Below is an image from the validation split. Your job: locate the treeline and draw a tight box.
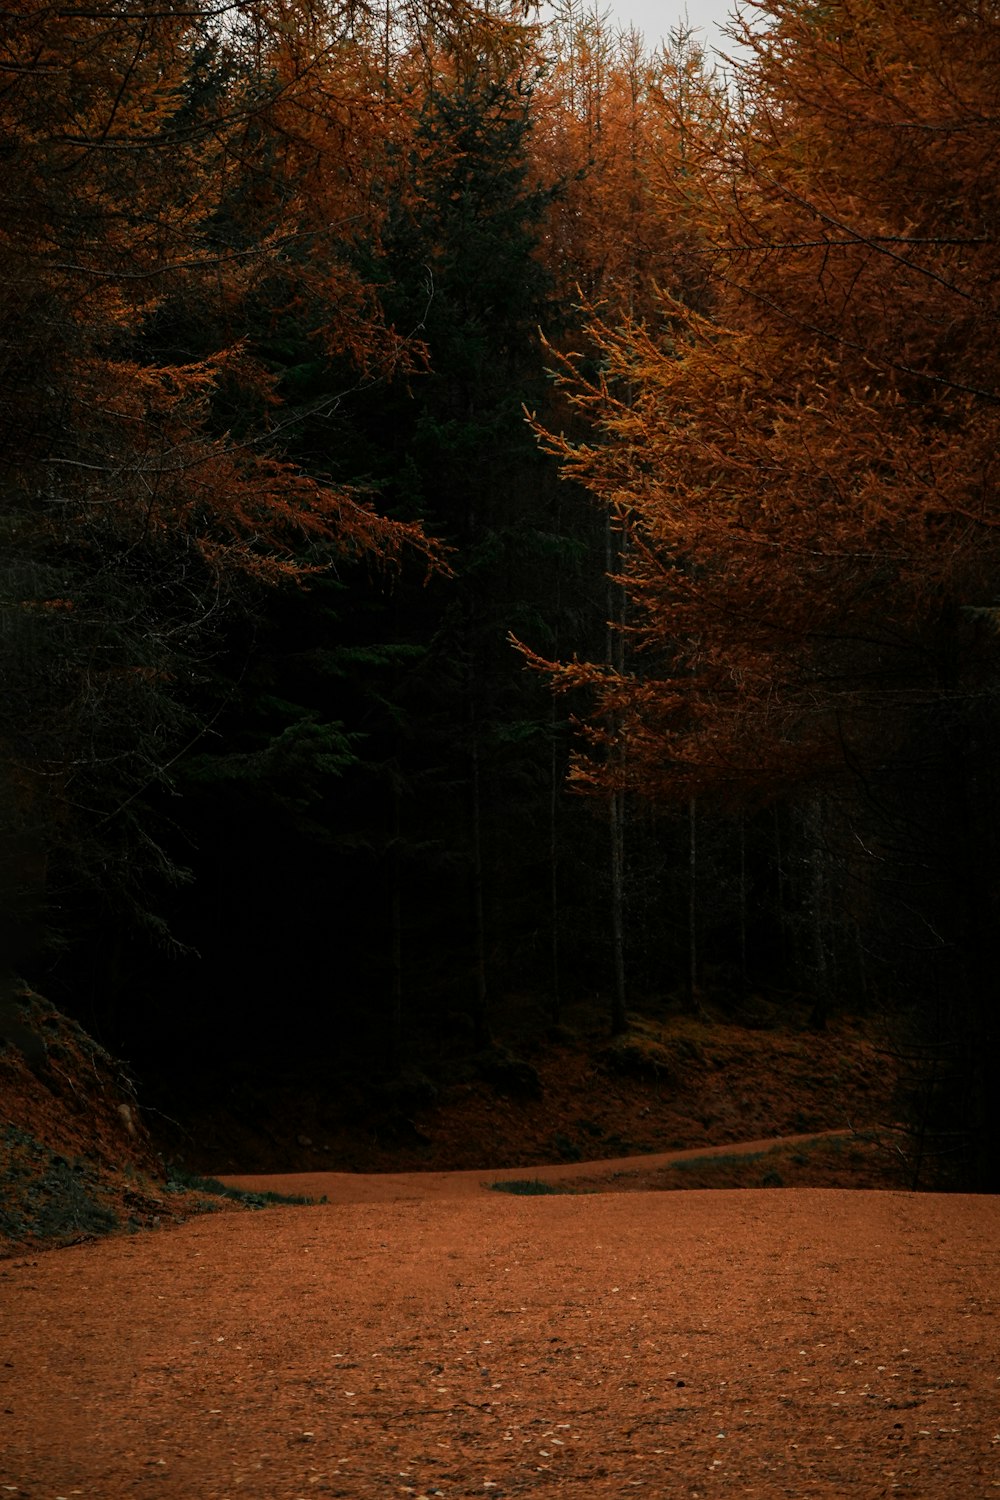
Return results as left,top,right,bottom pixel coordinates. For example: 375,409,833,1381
2,0,999,1188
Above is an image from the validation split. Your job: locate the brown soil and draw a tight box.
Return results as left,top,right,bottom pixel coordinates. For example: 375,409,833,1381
0,989,219,1258
3,1183,999,1498
218,1129,887,1204
3,990,999,1497
2,989,910,1260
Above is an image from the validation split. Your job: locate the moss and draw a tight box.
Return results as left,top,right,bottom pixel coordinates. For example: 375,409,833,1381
489,1178,568,1196
165,1167,317,1207
0,1127,118,1242
31,1160,119,1237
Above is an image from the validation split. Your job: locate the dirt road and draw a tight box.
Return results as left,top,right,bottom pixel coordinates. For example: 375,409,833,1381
2,1180,999,1498
218,1129,858,1203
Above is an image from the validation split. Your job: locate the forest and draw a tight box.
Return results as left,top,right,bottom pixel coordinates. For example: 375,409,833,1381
2,0,999,1191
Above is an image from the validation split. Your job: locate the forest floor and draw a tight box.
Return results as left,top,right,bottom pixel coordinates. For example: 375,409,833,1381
5,989,999,1498
3,1183,999,1498
1,986,914,1259
147,989,912,1191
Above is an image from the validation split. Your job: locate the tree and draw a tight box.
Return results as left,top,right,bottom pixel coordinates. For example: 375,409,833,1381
0,0,442,984
100,1,579,1064
345,24,568,1043
529,0,1000,1184
526,11,725,1025
531,6,716,322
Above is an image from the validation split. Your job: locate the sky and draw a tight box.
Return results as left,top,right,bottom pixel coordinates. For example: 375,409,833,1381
596,1,743,63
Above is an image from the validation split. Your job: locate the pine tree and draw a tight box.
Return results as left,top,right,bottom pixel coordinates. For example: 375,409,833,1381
530,0,1000,1186
0,0,439,998
338,29,582,1042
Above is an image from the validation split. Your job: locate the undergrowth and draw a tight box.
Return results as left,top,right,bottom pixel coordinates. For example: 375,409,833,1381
489,1178,570,1196
165,1167,322,1207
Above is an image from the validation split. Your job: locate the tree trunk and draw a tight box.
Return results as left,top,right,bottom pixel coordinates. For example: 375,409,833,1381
738,811,748,988
469,698,491,1048
549,708,562,1024
609,787,628,1035
388,763,403,1065
686,794,700,1013
606,514,628,1035
807,797,830,1030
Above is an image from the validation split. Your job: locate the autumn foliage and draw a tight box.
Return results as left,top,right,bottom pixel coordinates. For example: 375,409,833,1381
523,0,1000,1184
0,0,453,581
4,0,1000,1185
532,0,1000,803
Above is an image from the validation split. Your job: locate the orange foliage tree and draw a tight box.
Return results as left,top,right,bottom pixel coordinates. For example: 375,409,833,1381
528,0,1000,1183
532,0,1000,801
0,0,451,584
531,4,718,325
525,9,727,1023
1,0,515,947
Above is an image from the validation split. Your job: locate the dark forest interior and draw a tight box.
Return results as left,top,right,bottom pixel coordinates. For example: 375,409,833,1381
2,0,999,1192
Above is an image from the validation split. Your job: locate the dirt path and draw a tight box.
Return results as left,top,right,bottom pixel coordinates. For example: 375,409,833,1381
2,1178,999,1499
218,1129,858,1203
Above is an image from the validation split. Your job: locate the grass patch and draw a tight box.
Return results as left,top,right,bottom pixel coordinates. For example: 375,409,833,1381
671,1150,766,1172
165,1168,320,1207
488,1178,569,1196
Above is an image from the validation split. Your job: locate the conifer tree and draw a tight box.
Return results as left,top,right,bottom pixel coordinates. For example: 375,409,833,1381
530,0,1000,1185
354,30,568,1040
0,0,440,988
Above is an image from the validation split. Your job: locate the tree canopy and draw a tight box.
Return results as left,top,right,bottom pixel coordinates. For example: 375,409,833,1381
4,0,1000,1186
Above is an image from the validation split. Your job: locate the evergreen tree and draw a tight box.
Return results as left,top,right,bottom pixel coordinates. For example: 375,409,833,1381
338,38,593,1043
531,0,1000,1186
